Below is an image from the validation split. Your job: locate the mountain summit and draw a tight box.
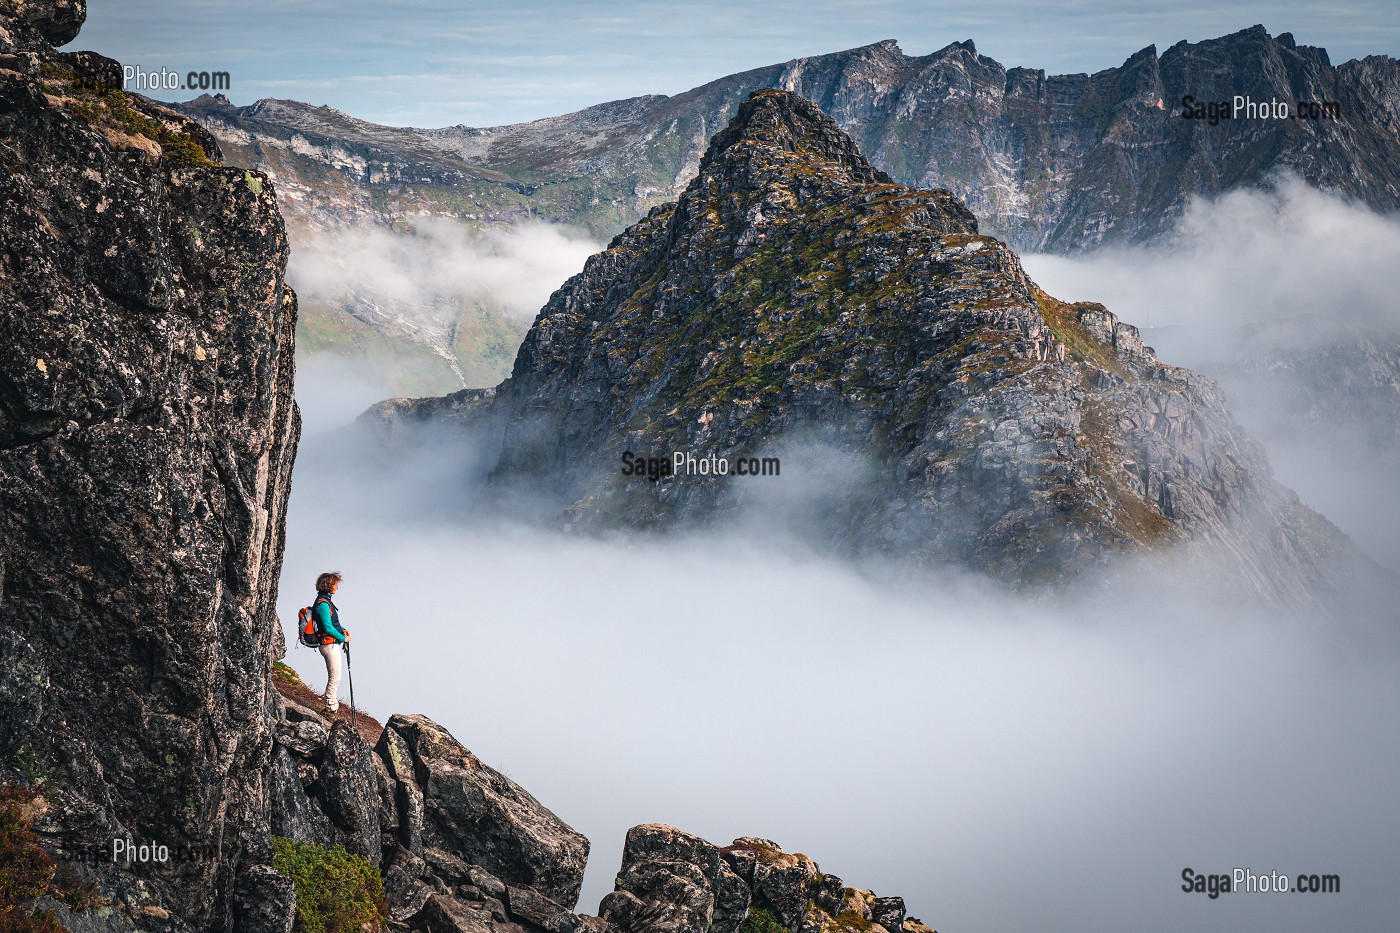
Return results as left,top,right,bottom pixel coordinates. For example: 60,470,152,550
697,88,893,186
372,90,1377,607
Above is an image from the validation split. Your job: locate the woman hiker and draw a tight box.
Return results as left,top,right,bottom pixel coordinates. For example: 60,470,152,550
312,571,351,719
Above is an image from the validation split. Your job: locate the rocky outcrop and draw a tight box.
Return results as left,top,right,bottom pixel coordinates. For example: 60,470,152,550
367,89,1387,611
601,829,933,933
264,697,595,932
0,0,301,928
600,825,750,933
261,675,936,933
376,714,590,908
0,0,86,46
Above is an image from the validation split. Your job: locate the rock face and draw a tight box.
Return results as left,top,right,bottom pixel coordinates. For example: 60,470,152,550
178,27,1400,253
372,89,1380,608
602,829,930,933
0,0,300,928
377,713,590,908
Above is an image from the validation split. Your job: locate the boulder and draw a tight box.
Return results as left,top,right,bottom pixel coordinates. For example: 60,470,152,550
0,0,85,45
601,825,750,933
738,843,816,929
810,873,845,918
508,884,580,933
274,718,327,759
268,745,336,847
376,714,589,908
377,723,426,855
317,720,382,865
870,897,905,931
233,864,296,933
383,846,436,923
413,894,496,933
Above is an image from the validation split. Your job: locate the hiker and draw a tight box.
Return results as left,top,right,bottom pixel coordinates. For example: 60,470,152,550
312,571,351,719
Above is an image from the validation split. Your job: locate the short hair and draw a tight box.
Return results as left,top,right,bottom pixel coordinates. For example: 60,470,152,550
315,571,343,593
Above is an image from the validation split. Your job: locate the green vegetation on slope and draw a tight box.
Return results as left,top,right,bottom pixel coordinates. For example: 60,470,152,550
272,837,387,933
297,300,527,397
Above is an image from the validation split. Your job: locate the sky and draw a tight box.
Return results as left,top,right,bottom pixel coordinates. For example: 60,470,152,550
81,0,1400,128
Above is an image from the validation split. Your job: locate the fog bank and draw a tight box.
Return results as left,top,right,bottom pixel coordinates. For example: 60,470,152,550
276,398,1399,933
1024,178,1400,569
289,217,600,324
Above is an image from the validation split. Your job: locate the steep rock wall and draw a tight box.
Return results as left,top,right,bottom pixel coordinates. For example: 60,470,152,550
0,2,300,927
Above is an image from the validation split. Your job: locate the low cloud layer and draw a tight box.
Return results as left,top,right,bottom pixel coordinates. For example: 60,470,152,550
288,217,600,325
1024,177,1400,347
277,409,1398,933
1023,178,1400,568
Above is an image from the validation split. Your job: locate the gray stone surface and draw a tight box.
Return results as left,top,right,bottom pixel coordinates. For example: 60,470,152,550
232,864,296,933
0,0,298,926
317,720,383,865
376,713,590,909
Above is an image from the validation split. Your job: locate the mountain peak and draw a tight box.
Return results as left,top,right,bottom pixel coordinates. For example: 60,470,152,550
698,89,892,187
675,89,967,264
359,85,1385,610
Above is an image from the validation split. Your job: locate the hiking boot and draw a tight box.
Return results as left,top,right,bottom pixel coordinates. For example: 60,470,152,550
319,706,337,720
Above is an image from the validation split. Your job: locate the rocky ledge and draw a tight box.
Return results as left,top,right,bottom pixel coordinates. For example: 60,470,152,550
268,673,936,933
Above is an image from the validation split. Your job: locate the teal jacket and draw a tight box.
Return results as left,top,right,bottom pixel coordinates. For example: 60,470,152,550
313,594,348,643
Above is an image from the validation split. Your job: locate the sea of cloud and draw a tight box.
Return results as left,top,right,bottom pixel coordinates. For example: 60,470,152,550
276,440,1399,933
278,182,1400,933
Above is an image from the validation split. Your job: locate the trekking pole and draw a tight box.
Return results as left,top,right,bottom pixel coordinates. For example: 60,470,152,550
344,641,357,729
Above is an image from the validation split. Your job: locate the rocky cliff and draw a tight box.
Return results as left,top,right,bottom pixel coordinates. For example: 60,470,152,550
367,89,1386,612
0,0,301,926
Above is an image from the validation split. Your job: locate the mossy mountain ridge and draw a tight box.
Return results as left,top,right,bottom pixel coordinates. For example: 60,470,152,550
373,89,1387,610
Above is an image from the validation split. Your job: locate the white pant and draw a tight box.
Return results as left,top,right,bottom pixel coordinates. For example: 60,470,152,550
319,643,343,712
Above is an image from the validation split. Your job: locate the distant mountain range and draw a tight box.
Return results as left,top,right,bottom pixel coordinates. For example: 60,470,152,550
172,26,1400,396
178,25,1400,251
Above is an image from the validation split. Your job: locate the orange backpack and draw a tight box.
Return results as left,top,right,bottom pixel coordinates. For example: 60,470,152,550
296,597,327,647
